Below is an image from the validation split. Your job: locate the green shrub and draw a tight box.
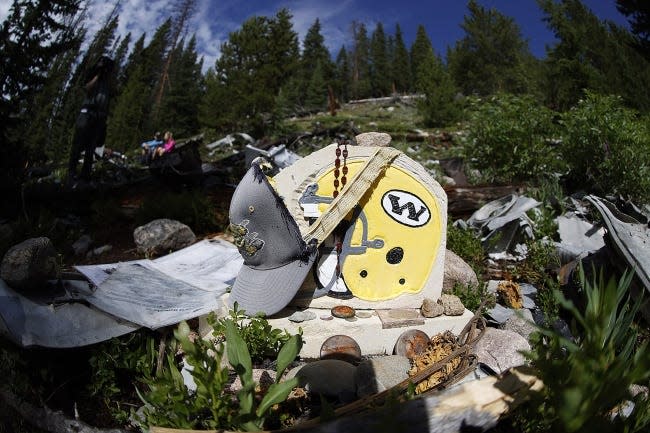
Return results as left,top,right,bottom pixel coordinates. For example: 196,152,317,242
560,92,650,202
522,266,650,432
208,303,297,363
137,319,302,431
446,221,486,278
464,94,564,183
451,281,495,313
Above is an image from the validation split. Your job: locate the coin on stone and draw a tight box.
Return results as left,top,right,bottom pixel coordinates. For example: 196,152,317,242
320,335,362,364
331,305,355,319
394,329,430,360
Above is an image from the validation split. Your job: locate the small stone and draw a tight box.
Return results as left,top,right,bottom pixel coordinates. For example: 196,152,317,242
320,315,333,321
355,310,373,319
331,305,355,319
439,294,465,316
288,310,317,323
421,298,444,318
355,355,411,397
320,335,362,364
394,329,430,359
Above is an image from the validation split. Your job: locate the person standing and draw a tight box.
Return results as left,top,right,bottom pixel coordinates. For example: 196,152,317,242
67,55,115,184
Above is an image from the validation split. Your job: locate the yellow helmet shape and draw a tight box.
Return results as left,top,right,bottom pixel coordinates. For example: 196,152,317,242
273,143,447,305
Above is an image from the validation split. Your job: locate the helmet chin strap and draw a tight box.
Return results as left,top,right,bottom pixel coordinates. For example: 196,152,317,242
316,205,384,298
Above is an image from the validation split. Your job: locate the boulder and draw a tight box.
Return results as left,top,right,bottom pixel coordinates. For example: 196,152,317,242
355,355,411,397
439,294,465,316
286,359,357,402
355,132,392,147
1,237,59,291
502,309,537,341
443,249,479,293
133,219,196,256
473,328,530,374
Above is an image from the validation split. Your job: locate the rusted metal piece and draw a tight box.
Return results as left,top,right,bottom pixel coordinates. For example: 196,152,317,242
393,329,430,359
331,305,355,319
320,335,362,364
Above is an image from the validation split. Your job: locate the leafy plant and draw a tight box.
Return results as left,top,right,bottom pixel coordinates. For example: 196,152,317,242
446,221,486,278
451,281,495,313
560,91,650,202
463,93,564,183
87,331,158,423
137,318,302,431
225,320,302,431
514,240,561,322
208,303,298,363
522,266,650,432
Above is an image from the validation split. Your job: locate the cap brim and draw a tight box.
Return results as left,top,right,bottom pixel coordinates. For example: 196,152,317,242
229,252,316,316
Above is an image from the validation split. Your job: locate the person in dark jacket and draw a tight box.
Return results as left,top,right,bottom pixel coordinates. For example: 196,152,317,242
67,55,115,183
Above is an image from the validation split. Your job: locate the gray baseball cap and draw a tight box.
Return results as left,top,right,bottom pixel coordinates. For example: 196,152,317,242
228,163,317,316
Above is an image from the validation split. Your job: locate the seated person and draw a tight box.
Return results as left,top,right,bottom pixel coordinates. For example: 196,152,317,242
154,131,175,159
141,132,163,164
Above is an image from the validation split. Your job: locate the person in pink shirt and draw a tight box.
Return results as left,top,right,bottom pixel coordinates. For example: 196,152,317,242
154,131,175,158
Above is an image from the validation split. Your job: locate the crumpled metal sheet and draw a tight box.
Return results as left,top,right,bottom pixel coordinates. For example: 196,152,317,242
0,238,244,347
0,279,139,348
586,195,650,291
554,214,606,262
467,194,540,260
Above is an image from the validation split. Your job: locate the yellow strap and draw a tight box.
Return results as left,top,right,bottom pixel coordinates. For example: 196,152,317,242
302,147,401,245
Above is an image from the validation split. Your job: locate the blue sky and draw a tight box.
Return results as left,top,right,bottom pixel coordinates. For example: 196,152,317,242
0,0,630,71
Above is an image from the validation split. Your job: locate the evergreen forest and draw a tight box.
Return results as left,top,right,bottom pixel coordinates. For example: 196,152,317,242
1,0,649,209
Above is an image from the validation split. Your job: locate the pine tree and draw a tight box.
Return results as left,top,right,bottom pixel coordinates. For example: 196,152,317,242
369,22,390,97
299,19,333,108
305,60,327,110
157,36,203,137
350,21,371,99
107,19,172,151
540,0,650,111
617,0,650,57
0,0,83,200
204,11,299,136
392,24,411,93
416,48,459,127
334,46,351,103
447,0,534,96
410,24,434,90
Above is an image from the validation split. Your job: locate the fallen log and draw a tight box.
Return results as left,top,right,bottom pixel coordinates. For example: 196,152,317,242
445,185,527,218
150,366,543,433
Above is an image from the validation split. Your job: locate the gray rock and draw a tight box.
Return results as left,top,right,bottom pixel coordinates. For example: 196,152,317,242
133,219,196,256
440,294,465,316
87,244,112,258
421,297,444,318
230,369,275,393
288,310,316,322
71,234,92,256
474,328,530,374
1,237,59,291
286,360,357,402
355,132,392,147
502,309,537,341
485,303,515,325
355,355,411,397
443,250,479,293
